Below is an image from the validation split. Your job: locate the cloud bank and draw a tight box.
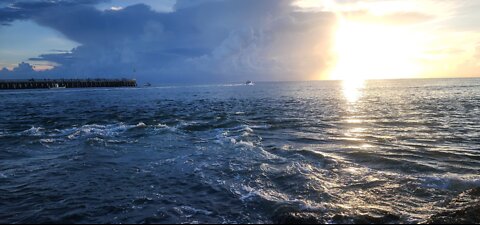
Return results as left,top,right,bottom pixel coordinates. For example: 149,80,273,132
0,0,338,82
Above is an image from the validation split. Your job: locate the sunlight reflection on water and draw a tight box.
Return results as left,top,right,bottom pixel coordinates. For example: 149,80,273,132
343,79,365,103
342,79,367,149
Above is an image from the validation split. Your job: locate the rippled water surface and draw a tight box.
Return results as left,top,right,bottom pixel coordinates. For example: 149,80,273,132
1,79,479,223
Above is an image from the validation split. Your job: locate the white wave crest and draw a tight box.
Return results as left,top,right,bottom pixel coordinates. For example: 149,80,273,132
20,126,45,137
420,174,480,191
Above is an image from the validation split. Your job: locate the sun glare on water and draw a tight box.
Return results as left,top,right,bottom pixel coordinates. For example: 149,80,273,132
343,78,365,103
329,18,425,102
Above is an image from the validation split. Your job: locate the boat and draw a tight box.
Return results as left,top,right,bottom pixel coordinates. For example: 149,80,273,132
246,80,254,86
49,83,66,89
144,82,152,87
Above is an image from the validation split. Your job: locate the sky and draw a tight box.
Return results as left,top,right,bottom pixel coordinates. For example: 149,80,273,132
0,0,479,82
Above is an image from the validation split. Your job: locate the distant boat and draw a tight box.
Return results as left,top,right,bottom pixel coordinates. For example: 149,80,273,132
246,80,254,86
49,83,66,89
144,83,152,87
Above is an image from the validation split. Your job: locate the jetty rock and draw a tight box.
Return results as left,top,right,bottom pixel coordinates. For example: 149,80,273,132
427,187,480,224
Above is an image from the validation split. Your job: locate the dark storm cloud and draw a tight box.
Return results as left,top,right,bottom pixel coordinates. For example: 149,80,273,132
0,0,106,25
1,0,338,82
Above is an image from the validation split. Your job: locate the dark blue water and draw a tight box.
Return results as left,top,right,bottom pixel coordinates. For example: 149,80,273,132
0,79,479,223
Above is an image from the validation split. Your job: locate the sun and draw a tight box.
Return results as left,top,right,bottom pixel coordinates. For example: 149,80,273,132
329,18,424,81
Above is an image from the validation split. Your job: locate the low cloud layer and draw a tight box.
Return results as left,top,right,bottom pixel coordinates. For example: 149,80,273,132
0,0,338,82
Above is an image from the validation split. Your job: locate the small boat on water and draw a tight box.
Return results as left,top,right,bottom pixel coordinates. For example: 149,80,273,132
49,83,66,89
246,80,254,86
144,83,152,87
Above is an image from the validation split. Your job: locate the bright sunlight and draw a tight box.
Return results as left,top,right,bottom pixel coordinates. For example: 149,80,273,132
330,18,425,81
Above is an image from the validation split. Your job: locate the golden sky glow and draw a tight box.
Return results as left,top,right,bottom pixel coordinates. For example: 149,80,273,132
1,0,479,81
330,18,424,80
296,0,480,81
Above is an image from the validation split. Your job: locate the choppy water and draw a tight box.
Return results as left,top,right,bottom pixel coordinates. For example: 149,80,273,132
0,79,479,223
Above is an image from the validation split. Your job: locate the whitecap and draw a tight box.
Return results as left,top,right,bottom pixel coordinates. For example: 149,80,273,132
244,126,254,133
237,185,258,202
174,206,213,216
155,123,169,128
106,139,129,144
154,123,178,133
236,140,255,148
420,174,480,191
250,124,272,129
214,129,237,145
135,122,147,128
40,139,55,144
235,184,324,212
87,137,106,143
231,125,254,133
241,131,250,137
64,123,135,139
67,130,82,140
20,126,44,137
214,126,263,149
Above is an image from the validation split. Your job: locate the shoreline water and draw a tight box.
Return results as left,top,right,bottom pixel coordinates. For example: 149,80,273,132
0,79,478,223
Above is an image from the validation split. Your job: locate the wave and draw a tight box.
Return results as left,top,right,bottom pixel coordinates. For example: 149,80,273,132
8,122,149,143
427,187,480,224
155,123,169,129
214,125,260,149
20,126,45,137
7,121,270,147
173,206,214,217
39,139,56,144
420,174,480,191
249,124,272,130
61,123,141,140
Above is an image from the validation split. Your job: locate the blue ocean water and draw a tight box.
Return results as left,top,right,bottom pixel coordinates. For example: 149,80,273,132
0,79,479,223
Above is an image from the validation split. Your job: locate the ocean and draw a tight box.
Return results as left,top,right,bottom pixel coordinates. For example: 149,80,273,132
0,78,479,223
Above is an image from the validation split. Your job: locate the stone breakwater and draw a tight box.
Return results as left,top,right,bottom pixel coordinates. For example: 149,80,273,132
0,79,137,89
426,188,480,224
